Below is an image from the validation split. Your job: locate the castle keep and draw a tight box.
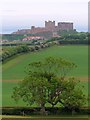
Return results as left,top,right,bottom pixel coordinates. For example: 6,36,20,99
13,21,74,35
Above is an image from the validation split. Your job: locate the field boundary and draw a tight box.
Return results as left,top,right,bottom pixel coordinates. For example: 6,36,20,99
1,115,89,118
1,77,88,83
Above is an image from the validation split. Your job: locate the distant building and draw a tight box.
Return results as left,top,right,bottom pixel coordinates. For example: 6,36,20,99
22,36,44,41
58,22,73,31
52,32,61,38
45,21,55,31
12,20,74,38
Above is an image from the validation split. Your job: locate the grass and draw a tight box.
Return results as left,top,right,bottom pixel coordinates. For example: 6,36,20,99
2,45,88,80
2,81,88,107
2,45,88,107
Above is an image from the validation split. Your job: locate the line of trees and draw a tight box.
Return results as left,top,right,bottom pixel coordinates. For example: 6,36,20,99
58,39,88,45
2,34,26,41
1,45,30,62
47,31,89,45
2,31,89,44
1,42,55,62
1,32,89,62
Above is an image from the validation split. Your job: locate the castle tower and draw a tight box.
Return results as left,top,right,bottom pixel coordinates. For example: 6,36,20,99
31,26,35,30
58,22,73,31
45,21,55,30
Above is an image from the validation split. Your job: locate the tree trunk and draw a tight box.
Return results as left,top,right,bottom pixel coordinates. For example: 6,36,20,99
72,109,76,116
40,103,46,115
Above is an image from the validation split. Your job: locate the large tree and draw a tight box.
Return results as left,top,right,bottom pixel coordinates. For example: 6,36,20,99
12,57,86,114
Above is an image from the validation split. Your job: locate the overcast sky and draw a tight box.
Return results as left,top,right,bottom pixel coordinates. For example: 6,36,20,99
0,0,89,34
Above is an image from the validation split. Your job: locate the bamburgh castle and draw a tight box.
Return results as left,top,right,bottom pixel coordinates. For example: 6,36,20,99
13,21,74,35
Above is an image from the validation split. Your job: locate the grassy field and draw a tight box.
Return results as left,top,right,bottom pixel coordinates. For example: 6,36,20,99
2,45,88,107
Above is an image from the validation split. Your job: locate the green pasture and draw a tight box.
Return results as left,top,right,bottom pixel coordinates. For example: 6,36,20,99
2,45,88,107
2,81,88,107
2,45,88,80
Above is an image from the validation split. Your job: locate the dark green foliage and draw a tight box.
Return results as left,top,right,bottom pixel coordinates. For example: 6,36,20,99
2,34,25,41
2,107,90,115
1,42,56,62
59,32,88,45
12,57,86,114
2,45,30,62
46,31,88,45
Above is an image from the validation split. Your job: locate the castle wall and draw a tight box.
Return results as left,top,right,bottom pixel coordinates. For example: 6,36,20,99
58,22,73,31
30,27,50,34
12,21,74,35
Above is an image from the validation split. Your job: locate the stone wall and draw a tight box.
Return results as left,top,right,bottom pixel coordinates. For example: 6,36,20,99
12,21,74,36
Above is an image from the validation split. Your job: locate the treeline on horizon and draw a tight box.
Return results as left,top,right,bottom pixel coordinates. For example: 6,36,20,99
1,30,89,44
48,31,89,45
1,31,89,62
1,43,52,62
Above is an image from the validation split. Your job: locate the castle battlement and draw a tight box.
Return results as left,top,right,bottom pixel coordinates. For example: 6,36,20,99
12,20,74,35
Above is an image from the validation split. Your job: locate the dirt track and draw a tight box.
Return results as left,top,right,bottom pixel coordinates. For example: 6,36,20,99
0,77,88,83
0,80,22,83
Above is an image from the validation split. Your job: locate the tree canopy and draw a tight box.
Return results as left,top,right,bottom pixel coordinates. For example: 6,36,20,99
12,57,86,114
